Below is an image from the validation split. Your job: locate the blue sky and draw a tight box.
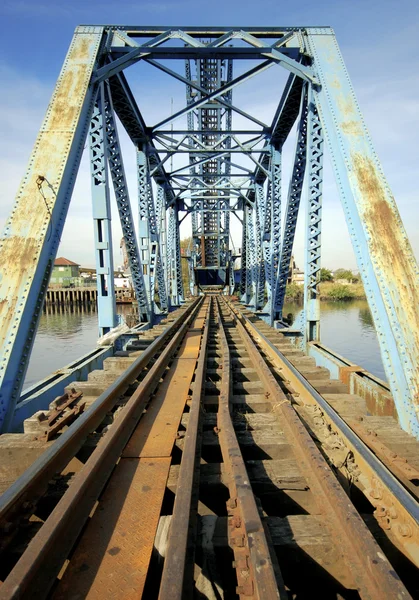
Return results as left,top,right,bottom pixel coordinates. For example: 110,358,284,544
0,0,418,270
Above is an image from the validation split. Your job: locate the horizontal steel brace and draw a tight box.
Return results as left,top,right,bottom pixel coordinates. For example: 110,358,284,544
110,46,300,59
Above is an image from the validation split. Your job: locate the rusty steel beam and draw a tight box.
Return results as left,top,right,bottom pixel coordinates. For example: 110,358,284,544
0,299,200,554
224,297,415,596
232,302,419,570
215,298,284,599
305,29,419,438
0,297,204,599
0,26,105,432
158,298,211,599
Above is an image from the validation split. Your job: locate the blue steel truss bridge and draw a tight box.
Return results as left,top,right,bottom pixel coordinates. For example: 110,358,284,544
0,26,418,599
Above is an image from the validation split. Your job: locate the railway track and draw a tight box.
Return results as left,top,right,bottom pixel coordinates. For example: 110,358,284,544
0,295,418,598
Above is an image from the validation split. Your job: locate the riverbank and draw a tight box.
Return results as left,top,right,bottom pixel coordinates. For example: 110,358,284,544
285,282,366,301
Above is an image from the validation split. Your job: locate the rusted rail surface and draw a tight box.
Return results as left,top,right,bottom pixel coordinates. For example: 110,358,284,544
225,297,419,571
0,298,201,551
158,298,211,599
219,296,410,599
215,298,284,599
0,298,204,598
0,294,418,598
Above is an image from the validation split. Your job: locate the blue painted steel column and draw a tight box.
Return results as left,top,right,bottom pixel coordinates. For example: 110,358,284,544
167,204,184,306
0,27,104,431
306,29,419,436
240,205,249,303
275,86,308,320
137,149,156,319
264,147,281,323
303,85,323,343
255,183,265,310
89,86,117,336
247,204,258,308
102,83,149,322
156,184,169,311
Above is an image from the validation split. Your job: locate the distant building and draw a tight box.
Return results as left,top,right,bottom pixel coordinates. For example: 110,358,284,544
288,256,304,284
50,257,80,285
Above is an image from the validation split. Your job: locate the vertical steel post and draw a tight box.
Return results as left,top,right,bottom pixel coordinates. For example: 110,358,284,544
156,184,169,311
174,203,185,303
167,204,184,306
303,85,323,343
167,206,177,305
89,85,117,337
102,83,149,322
137,149,153,317
255,183,265,310
247,204,259,309
265,147,281,323
154,184,168,312
275,87,308,320
240,205,249,303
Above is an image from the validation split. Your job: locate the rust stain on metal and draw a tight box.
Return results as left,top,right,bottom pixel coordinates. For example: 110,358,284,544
0,31,102,356
339,365,365,385
353,152,419,385
123,357,196,458
53,457,171,600
340,120,364,136
352,374,397,419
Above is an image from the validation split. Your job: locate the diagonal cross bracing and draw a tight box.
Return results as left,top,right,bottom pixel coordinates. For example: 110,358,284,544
0,25,418,441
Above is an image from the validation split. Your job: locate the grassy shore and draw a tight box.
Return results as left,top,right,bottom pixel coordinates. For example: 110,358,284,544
285,282,366,301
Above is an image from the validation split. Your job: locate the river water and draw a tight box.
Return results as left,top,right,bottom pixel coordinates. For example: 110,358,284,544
283,299,386,381
23,299,386,391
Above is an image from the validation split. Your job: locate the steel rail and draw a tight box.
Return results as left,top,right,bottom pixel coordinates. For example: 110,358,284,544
220,296,411,600
158,297,211,599
0,299,200,544
0,297,204,600
226,298,419,568
215,298,284,599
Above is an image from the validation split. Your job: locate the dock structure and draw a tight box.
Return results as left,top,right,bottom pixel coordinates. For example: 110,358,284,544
44,287,98,307
44,287,133,307
0,25,418,598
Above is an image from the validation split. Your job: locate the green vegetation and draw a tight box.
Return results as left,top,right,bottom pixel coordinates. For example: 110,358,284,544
320,268,333,282
333,268,359,282
319,282,365,300
285,283,304,301
284,281,366,302
323,284,356,300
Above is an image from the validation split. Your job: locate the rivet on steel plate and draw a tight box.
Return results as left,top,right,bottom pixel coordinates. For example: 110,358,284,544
398,524,412,537
388,506,397,519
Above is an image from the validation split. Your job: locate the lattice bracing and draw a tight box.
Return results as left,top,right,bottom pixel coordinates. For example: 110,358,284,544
0,26,418,438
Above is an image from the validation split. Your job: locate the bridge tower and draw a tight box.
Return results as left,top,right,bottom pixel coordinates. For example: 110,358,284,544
0,26,418,440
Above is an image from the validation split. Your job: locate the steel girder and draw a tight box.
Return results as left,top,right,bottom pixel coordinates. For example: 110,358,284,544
89,87,118,336
137,149,167,317
0,27,104,431
303,86,324,343
185,56,232,285
102,83,149,322
275,87,308,318
305,29,419,436
0,25,418,440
